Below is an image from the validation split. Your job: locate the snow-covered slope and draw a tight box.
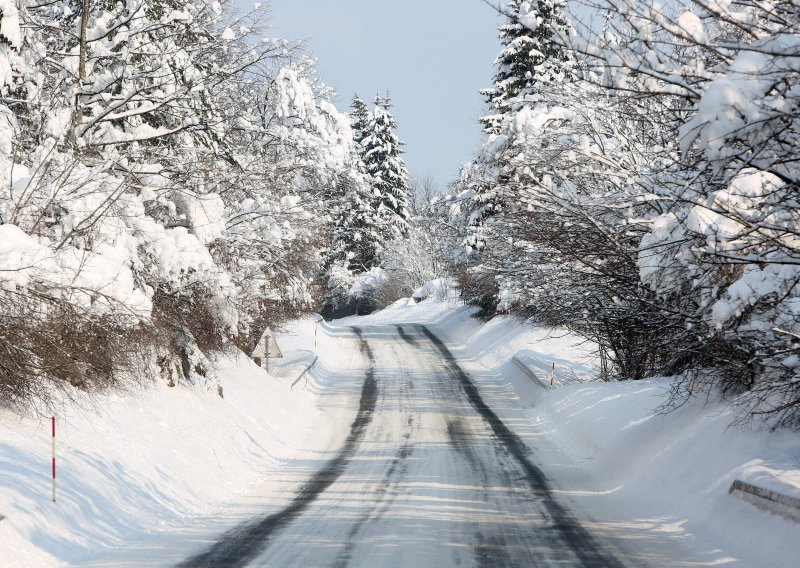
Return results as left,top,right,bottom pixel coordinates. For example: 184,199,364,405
529,379,800,566
0,319,327,567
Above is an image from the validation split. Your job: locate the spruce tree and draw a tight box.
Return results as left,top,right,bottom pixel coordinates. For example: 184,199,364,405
463,0,575,298
480,0,574,133
470,0,575,237
361,94,411,240
326,94,385,273
350,94,370,146
327,172,382,275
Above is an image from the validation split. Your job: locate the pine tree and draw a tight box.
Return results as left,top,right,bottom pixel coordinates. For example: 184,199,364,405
361,94,411,240
480,0,574,133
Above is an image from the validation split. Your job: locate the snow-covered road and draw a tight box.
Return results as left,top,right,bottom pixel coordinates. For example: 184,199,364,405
178,324,628,568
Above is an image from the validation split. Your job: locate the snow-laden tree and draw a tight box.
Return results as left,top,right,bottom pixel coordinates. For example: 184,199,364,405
465,18,676,374
350,94,370,147
0,1,361,407
484,85,679,380
210,60,367,351
361,94,411,240
562,0,800,425
480,0,575,134
464,0,575,255
460,1,694,381
317,93,385,275
460,0,800,426
3,0,271,331
325,171,382,273
382,177,457,299
319,93,416,317
319,167,386,318
327,92,412,277
459,0,573,308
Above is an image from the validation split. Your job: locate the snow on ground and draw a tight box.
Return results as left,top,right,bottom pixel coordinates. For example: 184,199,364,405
0,318,330,567
339,280,800,566
529,379,800,566
1,280,797,566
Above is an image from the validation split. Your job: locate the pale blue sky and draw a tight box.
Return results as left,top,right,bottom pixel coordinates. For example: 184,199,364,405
232,1,503,190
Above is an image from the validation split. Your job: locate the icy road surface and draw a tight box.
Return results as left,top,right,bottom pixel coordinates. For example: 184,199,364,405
178,324,629,568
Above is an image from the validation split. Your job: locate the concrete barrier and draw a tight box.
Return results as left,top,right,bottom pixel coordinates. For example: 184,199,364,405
729,479,800,523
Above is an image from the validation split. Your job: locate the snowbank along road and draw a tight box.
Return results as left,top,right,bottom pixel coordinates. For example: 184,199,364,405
178,324,629,567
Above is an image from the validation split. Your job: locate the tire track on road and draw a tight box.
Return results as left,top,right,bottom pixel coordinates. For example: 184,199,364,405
417,324,626,568
176,327,378,568
333,341,418,568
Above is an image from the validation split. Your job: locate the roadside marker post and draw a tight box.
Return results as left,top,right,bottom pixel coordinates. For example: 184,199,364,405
550,363,555,388
51,416,56,502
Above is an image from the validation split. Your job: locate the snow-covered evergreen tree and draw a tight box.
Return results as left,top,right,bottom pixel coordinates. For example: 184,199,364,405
361,94,411,240
319,94,383,284
349,94,370,147
319,93,414,317
480,0,574,133
464,0,575,253
332,93,411,273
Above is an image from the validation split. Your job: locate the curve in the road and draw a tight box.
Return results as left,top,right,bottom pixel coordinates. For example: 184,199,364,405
175,327,378,568
416,324,626,568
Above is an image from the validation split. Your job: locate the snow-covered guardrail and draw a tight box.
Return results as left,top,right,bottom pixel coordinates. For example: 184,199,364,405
729,480,800,523
318,320,347,335
511,355,550,390
291,356,319,390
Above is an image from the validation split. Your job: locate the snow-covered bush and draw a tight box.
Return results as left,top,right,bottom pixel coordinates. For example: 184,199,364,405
321,263,388,318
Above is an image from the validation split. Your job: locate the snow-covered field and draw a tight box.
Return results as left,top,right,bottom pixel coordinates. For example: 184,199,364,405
0,287,797,566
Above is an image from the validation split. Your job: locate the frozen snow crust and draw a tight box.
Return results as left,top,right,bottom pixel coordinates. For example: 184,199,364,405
0,287,797,566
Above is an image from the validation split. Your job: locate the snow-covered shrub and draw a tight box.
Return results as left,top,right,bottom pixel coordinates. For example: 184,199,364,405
321,263,388,318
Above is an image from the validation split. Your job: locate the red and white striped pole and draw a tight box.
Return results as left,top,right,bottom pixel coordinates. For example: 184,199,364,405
51,416,56,503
